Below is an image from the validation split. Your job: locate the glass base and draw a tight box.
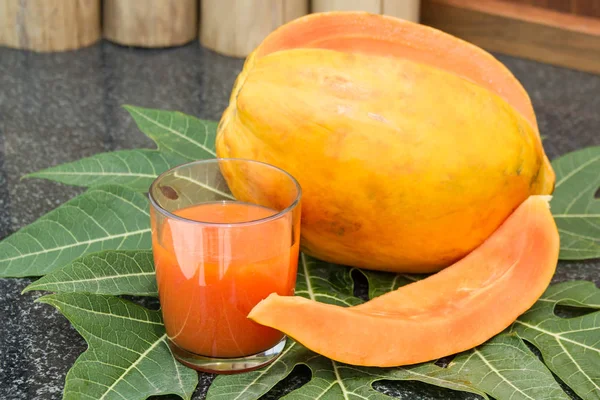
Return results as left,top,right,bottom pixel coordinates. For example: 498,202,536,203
168,336,287,374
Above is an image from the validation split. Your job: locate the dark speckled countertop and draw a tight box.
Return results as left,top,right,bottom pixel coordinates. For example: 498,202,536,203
0,41,599,400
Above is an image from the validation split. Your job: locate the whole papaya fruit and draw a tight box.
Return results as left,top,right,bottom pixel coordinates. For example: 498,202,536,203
216,12,555,273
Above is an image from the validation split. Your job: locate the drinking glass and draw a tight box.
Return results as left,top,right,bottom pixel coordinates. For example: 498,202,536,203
149,158,301,373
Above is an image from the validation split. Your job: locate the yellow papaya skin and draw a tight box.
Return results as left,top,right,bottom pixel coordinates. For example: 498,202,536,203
216,13,555,273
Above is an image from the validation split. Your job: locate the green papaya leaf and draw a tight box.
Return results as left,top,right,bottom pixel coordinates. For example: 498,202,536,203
360,269,423,299
9,114,600,400
209,256,463,400
209,339,486,400
550,146,600,260
281,355,396,400
209,256,569,400
38,292,197,400
296,254,363,307
124,105,218,161
27,107,218,190
282,352,488,400
25,251,582,400
513,281,600,400
164,158,235,202
299,333,569,400
208,255,364,400
0,185,151,277
206,341,312,400
23,250,157,296
25,149,184,192
528,280,600,308
397,333,569,400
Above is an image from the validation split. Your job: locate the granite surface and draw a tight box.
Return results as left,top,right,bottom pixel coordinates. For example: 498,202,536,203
0,40,599,400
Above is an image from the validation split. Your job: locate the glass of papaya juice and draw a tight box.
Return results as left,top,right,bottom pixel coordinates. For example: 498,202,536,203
149,158,301,373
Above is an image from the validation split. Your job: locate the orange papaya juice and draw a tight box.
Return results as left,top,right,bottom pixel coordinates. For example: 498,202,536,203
152,201,299,358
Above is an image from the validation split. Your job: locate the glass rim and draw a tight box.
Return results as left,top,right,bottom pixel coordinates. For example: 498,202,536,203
148,158,302,227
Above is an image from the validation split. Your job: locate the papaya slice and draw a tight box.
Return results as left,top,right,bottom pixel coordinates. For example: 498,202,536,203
248,196,559,367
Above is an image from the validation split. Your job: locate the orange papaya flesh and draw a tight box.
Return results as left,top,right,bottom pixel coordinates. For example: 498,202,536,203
248,196,559,367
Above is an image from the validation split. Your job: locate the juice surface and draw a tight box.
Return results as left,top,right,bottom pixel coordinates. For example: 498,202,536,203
153,202,299,358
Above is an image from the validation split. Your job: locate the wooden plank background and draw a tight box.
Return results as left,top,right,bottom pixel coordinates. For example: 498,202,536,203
502,0,600,18
421,0,600,74
0,0,599,74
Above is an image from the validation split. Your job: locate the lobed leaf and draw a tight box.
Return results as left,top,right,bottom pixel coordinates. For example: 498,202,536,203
359,269,424,300
550,146,600,259
13,121,600,400
296,254,363,307
26,106,218,191
208,256,569,400
0,185,151,278
39,293,197,400
24,250,157,296
513,281,600,400
25,149,184,192
165,159,235,203
31,250,585,400
284,355,393,400
207,341,312,400
533,281,600,309
123,105,218,161
396,333,569,400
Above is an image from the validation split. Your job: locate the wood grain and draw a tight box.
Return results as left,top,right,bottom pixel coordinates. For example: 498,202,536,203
104,0,197,47
571,0,600,18
312,0,382,13
502,0,600,18
312,0,420,21
200,0,309,58
0,0,100,52
382,0,420,22
422,0,600,74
